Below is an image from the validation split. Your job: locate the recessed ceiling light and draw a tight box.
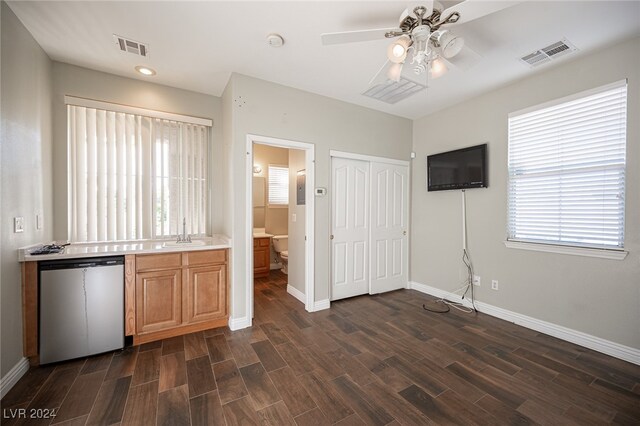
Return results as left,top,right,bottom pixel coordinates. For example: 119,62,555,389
266,33,284,48
135,66,156,76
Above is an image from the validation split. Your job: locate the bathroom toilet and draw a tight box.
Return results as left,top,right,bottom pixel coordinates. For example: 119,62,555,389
272,235,288,274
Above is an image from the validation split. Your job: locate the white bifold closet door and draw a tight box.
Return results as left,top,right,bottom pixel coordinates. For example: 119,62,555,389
331,157,408,301
331,158,370,300
370,162,408,294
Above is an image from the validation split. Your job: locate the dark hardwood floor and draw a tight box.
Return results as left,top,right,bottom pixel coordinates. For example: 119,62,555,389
2,270,639,425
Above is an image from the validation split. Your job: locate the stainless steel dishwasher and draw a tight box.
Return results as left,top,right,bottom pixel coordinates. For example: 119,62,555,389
39,256,124,364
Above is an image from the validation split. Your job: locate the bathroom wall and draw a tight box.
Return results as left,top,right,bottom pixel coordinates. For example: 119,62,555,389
253,144,289,237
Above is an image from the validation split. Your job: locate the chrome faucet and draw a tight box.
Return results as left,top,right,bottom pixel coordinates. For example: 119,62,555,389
176,217,192,243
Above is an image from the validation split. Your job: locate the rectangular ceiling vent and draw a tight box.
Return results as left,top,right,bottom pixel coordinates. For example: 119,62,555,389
520,39,577,68
362,77,426,104
113,35,148,57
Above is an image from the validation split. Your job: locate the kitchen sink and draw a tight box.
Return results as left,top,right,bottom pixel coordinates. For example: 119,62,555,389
162,240,207,248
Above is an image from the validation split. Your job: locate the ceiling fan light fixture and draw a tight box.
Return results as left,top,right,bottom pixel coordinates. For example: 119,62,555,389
387,62,404,82
430,58,448,78
437,30,465,59
387,35,411,63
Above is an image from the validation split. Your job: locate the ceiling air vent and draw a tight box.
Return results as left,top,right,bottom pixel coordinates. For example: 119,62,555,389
362,77,426,104
520,39,577,68
114,35,149,57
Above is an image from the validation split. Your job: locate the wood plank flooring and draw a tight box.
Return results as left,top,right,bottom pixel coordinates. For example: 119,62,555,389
2,270,639,425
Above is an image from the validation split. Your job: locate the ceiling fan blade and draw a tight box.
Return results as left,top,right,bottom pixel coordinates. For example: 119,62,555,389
443,43,482,70
441,0,521,26
423,0,434,18
321,28,399,45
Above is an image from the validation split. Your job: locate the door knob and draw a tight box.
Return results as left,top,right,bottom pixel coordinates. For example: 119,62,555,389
403,230,407,235
330,235,334,240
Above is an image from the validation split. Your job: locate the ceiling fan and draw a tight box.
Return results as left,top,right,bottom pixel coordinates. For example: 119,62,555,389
322,0,519,85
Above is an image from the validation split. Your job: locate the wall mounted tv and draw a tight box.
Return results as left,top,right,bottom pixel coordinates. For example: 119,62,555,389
427,143,488,191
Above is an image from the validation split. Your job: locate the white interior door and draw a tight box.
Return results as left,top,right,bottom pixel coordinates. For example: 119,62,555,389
370,162,409,294
331,157,370,301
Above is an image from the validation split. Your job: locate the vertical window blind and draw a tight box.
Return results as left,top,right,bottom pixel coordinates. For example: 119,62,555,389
507,80,627,249
68,104,210,242
268,165,289,206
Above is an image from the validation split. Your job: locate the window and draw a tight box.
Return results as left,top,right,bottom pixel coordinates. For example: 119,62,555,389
268,165,289,206
507,80,627,252
68,103,210,242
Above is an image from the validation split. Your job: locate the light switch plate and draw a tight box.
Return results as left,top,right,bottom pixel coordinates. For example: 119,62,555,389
292,213,297,222
36,214,42,230
14,217,24,233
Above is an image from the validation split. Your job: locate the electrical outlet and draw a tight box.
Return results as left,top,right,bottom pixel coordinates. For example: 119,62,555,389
473,275,481,286
491,280,499,290
14,217,24,233
292,213,297,222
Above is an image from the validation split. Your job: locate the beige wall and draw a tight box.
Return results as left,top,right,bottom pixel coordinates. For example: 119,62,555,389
288,149,307,294
1,2,53,376
51,62,225,240
411,36,640,349
229,73,413,320
253,144,289,237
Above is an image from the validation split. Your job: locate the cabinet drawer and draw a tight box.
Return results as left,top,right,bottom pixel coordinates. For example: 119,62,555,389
259,238,270,247
136,253,182,271
187,249,227,266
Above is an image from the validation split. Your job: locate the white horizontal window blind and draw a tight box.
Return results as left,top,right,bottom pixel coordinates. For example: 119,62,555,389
268,165,289,206
507,80,627,250
68,104,210,242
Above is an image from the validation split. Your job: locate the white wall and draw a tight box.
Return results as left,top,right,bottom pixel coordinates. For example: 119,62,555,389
411,36,640,350
229,73,413,321
0,2,53,376
288,149,306,294
51,62,225,240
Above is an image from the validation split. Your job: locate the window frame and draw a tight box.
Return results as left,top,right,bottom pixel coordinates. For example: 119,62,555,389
505,80,628,260
66,97,212,243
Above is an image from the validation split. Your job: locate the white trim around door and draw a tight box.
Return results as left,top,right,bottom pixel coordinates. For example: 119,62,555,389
246,134,316,318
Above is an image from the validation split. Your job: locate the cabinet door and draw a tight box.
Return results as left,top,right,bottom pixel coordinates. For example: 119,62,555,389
185,265,227,324
254,238,270,277
136,269,182,334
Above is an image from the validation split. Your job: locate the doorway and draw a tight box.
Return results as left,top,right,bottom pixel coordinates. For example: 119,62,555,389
330,151,409,301
246,135,315,319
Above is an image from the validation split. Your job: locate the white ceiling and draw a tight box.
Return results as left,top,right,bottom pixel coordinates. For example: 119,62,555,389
7,1,640,119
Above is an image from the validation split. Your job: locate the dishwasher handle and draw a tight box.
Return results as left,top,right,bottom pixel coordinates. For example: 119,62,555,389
39,256,125,271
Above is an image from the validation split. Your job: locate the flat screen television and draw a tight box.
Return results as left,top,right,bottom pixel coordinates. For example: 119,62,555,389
427,143,487,191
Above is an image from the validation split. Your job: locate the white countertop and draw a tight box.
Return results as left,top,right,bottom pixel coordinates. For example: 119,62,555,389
253,233,273,238
19,235,232,262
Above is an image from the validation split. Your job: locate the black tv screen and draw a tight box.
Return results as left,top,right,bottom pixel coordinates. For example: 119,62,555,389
427,144,487,191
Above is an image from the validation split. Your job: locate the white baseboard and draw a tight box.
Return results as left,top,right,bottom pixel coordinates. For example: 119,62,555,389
1,357,29,399
228,316,252,331
287,285,306,304
309,299,330,312
408,281,640,366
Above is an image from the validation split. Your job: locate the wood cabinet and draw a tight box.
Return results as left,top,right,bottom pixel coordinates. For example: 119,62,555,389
21,247,229,364
133,249,228,344
136,269,182,334
253,237,271,278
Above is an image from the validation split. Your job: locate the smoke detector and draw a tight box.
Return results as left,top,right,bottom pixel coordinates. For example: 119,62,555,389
267,34,285,48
